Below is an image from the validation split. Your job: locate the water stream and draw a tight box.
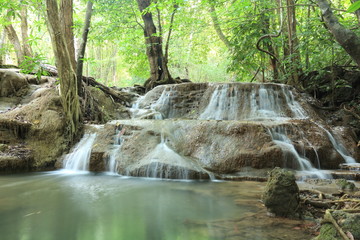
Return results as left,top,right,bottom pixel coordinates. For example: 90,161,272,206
0,172,312,240
63,133,97,172
62,83,357,179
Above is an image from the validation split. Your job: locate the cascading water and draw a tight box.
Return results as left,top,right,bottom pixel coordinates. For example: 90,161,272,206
63,133,97,171
125,133,211,179
199,83,308,121
268,126,327,179
72,82,357,180
107,126,125,174
200,84,240,120
314,122,356,164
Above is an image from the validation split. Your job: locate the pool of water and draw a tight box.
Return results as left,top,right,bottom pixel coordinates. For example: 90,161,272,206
0,172,312,240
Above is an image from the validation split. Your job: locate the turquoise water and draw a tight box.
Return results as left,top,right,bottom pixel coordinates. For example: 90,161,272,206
0,172,312,240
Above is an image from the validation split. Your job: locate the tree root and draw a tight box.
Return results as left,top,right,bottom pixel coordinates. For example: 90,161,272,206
322,210,350,240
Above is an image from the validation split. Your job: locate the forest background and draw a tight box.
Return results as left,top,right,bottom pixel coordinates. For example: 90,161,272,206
1,0,360,89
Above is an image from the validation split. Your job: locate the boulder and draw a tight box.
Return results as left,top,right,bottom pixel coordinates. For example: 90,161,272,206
262,167,300,218
0,70,28,97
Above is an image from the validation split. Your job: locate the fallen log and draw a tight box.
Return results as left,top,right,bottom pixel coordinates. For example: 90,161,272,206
39,64,134,106
83,77,134,106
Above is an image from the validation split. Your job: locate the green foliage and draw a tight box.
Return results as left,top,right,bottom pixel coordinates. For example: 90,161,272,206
20,54,49,80
1,0,360,87
347,1,360,12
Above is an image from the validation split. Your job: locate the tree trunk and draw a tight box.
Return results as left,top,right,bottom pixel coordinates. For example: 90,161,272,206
285,0,302,85
136,0,174,91
46,0,80,141
208,1,232,50
76,0,93,97
60,0,76,70
20,6,33,58
260,13,279,80
4,24,24,65
0,29,6,65
316,0,360,67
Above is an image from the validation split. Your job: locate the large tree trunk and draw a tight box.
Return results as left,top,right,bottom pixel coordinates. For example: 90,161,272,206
76,0,93,97
20,6,33,58
46,0,80,141
4,24,24,65
285,0,302,86
316,0,360,67
60,0,76,70
136,0,174,91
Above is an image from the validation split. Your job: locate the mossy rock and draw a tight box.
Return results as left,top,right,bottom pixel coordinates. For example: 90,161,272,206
314,211,360,240
0,144,7,152
262,167,300,218
335,179,356,191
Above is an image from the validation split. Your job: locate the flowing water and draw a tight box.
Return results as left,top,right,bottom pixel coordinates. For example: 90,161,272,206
63,133,97,172
0,172,312,240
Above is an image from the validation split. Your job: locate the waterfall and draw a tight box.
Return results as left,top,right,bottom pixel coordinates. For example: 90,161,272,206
314,123,357,164
199,83,309,121
63,133,97,171
199,85,240,120
126,133,210,179
268,126,327,179
107,126,125,174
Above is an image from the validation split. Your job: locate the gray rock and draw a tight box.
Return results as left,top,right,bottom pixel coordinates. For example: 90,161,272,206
262,167,300,218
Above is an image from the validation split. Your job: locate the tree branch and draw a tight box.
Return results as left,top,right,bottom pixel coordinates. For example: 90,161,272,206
165,3,178,62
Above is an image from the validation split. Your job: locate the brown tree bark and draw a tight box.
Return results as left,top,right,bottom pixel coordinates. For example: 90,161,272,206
285,0,302,86
76,0,93,97
136,0,174,91
46,0,80,140
4,24,24,65
208,1,232,50
60,0,76,70
316,0,360,67
20,6,33,58
0,29,6,65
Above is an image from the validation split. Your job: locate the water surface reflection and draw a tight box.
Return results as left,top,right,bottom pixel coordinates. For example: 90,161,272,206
0,172,311,240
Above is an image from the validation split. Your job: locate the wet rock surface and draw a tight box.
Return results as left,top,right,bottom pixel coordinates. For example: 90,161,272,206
82,118,357,179
262,168,300,218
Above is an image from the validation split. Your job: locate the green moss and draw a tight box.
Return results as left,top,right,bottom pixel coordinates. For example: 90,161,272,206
262,167,300,218
335,179,355,191
314,223,340,240
0,144,7,152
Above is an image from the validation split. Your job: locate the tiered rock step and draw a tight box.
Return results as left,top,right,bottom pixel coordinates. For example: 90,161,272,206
0,119,33,172
86,119,356,179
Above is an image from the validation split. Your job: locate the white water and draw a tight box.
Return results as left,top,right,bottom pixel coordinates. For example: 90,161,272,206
63,133,97,171
107,128,123,174
200,84,240,120
199,84,308,121
268,126,327,179
126,133,209,179
314,123,357,164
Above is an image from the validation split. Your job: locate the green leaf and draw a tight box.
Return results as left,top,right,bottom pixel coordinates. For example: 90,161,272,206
347,1,360,13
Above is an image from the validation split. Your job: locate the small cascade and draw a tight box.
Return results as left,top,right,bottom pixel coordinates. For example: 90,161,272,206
199,83,308,121
130,91,165,119
107,126,125,174
268,126,327,179
63,133,97,171
248,85,284,120
314,123,356,164
281,86,307,119
127,133,210,179
199,84,240,120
